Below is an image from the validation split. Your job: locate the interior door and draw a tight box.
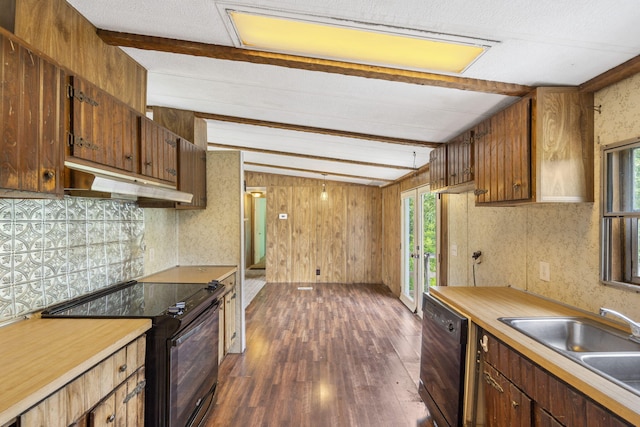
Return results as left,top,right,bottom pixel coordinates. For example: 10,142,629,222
401,186,439,313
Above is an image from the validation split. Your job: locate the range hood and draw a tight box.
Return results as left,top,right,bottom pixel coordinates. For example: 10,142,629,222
65,161,193,203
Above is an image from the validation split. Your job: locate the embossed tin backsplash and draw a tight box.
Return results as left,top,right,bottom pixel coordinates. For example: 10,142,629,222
0,197,144,321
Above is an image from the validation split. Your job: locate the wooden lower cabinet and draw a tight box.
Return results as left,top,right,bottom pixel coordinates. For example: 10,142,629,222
20,336,145,427
480,330,632,427
89,368,145,427
219,272,238,361
483,362,532,427
225,285,237,354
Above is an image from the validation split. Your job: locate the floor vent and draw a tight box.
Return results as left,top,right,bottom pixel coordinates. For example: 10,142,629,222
297,287,313,290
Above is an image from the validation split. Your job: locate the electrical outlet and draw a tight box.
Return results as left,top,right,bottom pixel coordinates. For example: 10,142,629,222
539,261,550,282
316,269,320,276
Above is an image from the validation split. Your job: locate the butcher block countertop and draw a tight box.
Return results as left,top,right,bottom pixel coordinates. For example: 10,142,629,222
0,317,150,426
430,286,640,424
139,265,237,284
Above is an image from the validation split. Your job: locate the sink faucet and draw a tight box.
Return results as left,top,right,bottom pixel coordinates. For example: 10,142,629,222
599,308,640,341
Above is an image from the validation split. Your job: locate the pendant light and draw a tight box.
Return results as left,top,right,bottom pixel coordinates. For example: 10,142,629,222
320,174,328,201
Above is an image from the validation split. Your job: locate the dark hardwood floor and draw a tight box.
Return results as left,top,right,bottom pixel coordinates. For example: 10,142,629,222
206,282,431,426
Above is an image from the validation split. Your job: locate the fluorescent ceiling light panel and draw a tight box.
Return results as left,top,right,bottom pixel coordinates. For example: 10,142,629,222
227,10,489,73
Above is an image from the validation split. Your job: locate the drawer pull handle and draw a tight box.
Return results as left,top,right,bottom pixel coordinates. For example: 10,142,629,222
119,364,127,372
483,371,504,393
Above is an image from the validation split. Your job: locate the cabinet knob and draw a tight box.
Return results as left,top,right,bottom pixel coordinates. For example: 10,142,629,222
125,155,133,160
43,170,55,180
107,414,115,423
119,364,127,372
145,161,152,167
513,181,521,189
511,400,519,409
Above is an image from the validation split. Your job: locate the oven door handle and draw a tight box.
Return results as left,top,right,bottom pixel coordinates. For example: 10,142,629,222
171,300,221,347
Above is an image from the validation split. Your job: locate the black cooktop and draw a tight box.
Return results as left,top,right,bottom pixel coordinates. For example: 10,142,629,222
42,280,222,318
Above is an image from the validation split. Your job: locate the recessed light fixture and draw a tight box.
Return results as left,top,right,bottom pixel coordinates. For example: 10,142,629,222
223,8,493,74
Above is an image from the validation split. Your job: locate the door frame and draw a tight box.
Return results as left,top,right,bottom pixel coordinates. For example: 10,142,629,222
400,185,441,314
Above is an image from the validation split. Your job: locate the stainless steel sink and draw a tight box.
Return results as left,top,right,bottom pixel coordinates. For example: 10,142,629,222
578,353,640,392
499,316,640,396
499,316,640,353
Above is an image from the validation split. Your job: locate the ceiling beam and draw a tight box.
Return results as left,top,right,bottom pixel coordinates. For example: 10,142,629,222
580,55,640,93
208,142,414,170
245,162,394,182
195,112,438,147
98,29,532,97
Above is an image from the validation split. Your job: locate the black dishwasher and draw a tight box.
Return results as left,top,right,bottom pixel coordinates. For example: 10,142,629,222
418,292,468,427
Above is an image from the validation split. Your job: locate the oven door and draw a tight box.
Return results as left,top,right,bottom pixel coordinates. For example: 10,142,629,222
169,299,221,427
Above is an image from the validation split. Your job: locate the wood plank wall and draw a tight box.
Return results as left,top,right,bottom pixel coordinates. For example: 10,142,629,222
12,0,146,112
245,172,382,284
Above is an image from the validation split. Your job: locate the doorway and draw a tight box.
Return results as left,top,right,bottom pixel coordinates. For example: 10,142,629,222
245,187,267,268
400,185,439,313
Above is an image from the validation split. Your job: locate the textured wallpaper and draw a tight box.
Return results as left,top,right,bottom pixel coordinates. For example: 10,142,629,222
178,151,243,266
0,197,144,322
447,72,640,318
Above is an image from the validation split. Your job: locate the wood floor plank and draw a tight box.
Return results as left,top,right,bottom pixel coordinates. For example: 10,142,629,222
206,283,430,427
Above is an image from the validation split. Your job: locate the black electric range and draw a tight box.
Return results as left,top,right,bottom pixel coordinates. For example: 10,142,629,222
42,279,226,427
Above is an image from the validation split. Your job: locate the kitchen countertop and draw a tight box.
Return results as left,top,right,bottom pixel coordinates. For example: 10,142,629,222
0,316,150,426
430,286,640,425
139,265,237,284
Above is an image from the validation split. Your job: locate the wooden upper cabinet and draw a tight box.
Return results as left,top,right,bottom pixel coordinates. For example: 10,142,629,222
474,97,531,204
429,130,474,193
67,75,138,174
139,116,178,185
0,33,65,197
176,139,207,209
447,131,474,187
428,144,447,191
474,87,593,205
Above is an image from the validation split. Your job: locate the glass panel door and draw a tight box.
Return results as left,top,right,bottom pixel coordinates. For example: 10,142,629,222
400,190,418,311
419,188,438,294
401,186,439,313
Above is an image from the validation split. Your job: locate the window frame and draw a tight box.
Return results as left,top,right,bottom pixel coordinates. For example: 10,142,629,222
601,137,640,289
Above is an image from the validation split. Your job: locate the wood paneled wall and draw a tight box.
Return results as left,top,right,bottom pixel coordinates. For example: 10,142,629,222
13,0,146,112
246,172,382,284
381,184,401,295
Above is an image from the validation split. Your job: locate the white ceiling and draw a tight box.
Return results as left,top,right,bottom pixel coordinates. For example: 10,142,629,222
66,0,640,185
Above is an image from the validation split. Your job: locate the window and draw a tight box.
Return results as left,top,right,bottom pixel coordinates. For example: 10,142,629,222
601,137,640,287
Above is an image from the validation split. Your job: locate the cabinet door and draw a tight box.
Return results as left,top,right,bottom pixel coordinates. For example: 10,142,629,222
535,407,563,427
429,144,447,190
176,139,207,209
89,393,116,427
68,76,138,173
483,362,532,427
218,297,226,363
139,116,178,184
0,35,64,195
475,97,531,204
225,286,237,353
447,131,473,186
